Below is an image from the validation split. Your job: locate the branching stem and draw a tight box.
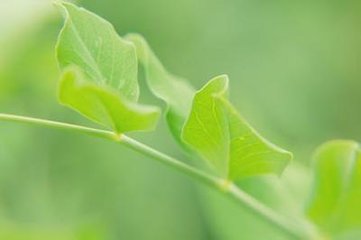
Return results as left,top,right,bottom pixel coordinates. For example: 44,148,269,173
0,113,321,240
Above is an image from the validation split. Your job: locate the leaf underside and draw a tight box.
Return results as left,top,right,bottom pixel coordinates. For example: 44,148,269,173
59,68,160,133
125,34,195,142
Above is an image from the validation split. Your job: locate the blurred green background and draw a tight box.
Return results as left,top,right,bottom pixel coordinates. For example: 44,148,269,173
0,0,360,239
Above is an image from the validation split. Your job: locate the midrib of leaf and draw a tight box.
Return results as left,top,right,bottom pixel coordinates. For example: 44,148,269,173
218,94,264,177
67,14,107,85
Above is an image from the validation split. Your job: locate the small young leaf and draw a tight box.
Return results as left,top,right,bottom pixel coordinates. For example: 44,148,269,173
306,140,361,235
182,75,291,180
59,68,160,133
125,34,195,142
55,2,160,133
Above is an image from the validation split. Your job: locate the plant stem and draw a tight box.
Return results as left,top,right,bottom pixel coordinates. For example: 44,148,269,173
0,113,320,239
0,113,114,140
121,134,320,240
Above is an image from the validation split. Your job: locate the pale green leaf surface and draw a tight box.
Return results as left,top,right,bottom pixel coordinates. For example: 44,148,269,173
306,140,361,235
56,2,160,133
125,34,195,141
59,68,160,133
56,2,139,101
182,75,291,180
56,2,138,101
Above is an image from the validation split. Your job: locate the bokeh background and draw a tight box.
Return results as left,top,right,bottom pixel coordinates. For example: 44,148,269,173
0,0,360,239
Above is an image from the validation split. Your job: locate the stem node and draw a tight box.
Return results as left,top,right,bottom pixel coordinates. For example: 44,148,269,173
218,179,233,192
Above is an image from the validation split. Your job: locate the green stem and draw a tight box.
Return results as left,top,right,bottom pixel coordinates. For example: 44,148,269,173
0,113,113,140
0,113,320,240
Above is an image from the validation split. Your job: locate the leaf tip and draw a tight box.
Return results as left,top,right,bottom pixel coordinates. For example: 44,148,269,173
53,0,70,14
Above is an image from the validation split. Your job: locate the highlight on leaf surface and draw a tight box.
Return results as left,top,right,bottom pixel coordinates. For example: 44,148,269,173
55,2,160,133
125,34,195,142
59,67,160,133
182,75,292,180
306,140,361,237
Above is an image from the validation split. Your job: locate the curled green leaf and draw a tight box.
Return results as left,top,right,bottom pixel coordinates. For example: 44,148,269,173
125,34,195,142
306,140,361,236
59,68,160,133
55,2,160,133
182,75,292,180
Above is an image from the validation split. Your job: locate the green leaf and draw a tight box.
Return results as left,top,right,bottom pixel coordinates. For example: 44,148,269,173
182,75,291,180
306,140,361,235
56,2,138,101
59,67,160,133
55,2,160,133
125,34,195,142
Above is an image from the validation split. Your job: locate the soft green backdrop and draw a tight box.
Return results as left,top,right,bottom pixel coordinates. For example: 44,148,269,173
0,0,360,239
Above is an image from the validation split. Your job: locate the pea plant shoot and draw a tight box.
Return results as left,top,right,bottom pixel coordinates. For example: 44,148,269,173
0,2,360,239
